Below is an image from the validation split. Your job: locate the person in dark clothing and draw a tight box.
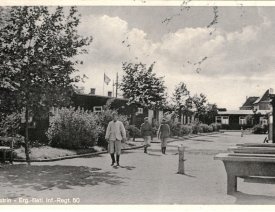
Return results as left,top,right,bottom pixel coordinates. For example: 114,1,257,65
140,117,153,153
157,118,170,154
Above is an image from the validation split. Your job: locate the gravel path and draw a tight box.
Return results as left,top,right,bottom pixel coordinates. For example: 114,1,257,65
1,132,275,204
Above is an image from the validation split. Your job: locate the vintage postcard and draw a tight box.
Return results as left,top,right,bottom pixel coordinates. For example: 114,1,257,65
1,0,275,211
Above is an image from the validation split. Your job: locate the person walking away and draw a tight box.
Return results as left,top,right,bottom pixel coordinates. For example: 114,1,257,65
157,119,170,154
105,112,127,166
140,117,153,153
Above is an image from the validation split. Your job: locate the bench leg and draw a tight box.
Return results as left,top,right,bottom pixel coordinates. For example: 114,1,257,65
227,174,237,194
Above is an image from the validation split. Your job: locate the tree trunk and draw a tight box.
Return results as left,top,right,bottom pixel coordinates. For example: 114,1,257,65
24,106,31,165
179,106,182,123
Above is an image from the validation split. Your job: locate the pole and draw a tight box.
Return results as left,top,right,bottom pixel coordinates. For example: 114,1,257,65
103,73,105,96
268,113,272,141
112,80,115,97
116,72,118,98
178,145,186,174
269,94,275,143
272,99,275,143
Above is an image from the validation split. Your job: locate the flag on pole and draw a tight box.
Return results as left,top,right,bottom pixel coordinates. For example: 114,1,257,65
104,73,111,85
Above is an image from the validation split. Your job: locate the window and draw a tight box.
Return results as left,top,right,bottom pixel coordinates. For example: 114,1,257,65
260,117,268,126
221,116,229,125
137,107,143,114
239,116,247,125
216,116,222,124
93,106,103,113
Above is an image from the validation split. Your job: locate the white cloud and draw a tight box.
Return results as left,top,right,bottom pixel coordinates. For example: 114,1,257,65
75,13,275,109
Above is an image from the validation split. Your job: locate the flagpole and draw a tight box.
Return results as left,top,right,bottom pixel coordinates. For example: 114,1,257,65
112,80,115,97
116,72,118,98
103,73,105,96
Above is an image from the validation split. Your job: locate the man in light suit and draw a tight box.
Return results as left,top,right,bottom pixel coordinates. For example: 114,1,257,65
105,112,127,166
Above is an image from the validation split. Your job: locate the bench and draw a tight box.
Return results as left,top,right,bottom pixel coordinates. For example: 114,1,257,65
228,146,275,154
0,137,15,164
215,144,275,194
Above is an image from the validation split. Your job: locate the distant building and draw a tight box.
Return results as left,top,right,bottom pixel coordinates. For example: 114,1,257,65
216,109,269,130
216,89,272,130
240,97,259,110
240,89,273,111
71,93,163,127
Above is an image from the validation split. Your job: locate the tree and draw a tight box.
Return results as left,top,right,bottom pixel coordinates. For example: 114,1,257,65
192,93,208,122
203,103,218,125
120,62,167,109
172,82,191,115
0,6,92,164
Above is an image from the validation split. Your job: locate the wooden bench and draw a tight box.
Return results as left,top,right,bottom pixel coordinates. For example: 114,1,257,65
215,144,275,194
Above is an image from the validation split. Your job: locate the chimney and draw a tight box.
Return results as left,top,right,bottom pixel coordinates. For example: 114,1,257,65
90,88,96,95
108,91,112,97
270,88,274,95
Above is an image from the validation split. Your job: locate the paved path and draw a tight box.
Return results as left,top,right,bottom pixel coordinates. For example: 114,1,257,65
1,132,275,204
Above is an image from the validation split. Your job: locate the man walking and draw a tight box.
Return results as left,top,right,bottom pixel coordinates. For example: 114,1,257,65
157,118,170,154
140,117,153,153
105,112,127,166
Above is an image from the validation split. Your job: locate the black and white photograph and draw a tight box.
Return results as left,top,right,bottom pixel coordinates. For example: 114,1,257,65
1,0,275,208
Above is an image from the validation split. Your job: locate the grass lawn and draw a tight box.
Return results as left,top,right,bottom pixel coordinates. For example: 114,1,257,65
13,141,140,160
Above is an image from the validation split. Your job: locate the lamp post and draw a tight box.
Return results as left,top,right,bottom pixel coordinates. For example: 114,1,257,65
269,94,275,143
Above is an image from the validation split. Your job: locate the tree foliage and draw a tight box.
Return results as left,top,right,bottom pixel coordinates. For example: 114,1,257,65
0,6,92,163
172,82,191,113
192,94,219,124
120,62,167,109
192,93,208,117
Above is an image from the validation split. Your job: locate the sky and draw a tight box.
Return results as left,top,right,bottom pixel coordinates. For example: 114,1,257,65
71,5,275,110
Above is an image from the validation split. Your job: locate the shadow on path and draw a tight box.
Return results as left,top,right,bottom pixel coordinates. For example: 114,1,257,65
186,138,214,142
203,135,220,138
232,191,275,204
0,164,125,192
176,172,196,178
223,133,243,137
112,165,136,170
147,153,162,157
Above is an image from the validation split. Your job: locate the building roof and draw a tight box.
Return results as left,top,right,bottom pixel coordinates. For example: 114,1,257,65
253,97,261,104
76,93,128,102
218,110,271,115
256,89,272,103
240,96,259,108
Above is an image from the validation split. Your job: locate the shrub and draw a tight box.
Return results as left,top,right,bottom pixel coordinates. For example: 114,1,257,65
0,112,24,148
179,125,192,136
167,121,181,137
210,123,221,131
191,123,203,134
127,125,141,140
0,112,21,136
252,124,268,134
168,121,194,137
46,107,103,149
200,124,214,133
